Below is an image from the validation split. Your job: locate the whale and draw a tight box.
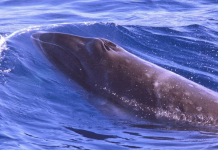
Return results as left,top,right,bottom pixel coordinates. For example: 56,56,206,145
31,32,218,125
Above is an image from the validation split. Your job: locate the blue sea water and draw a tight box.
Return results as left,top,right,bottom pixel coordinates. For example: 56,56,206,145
0,0,218,149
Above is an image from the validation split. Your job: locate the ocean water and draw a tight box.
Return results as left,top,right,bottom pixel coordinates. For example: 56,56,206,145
0,0,218,149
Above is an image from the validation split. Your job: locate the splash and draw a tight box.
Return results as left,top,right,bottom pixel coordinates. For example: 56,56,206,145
0,34,13,76
0,35,7,54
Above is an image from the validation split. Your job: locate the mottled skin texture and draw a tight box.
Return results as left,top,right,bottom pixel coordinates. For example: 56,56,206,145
31,32,218,124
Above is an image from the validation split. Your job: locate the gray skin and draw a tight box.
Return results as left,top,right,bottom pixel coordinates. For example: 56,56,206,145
31,32,218,125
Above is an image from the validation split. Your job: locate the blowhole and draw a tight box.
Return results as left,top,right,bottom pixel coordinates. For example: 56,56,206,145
100,38,117,51
107,41,116,48
104,43,110,51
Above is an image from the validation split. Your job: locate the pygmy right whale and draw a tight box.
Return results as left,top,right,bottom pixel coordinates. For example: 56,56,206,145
31,32,218,125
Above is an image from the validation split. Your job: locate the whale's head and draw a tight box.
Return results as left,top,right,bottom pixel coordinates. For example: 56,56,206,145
31,32,125,91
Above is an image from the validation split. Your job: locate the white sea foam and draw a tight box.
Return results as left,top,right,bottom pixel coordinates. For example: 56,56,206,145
0,35,7,54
